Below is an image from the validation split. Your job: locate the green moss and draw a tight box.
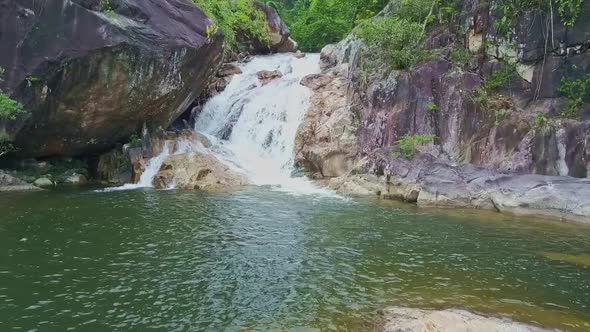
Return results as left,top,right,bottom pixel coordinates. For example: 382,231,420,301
449,48,472,67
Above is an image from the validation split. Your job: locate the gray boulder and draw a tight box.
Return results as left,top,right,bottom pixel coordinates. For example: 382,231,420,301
0,0,223,158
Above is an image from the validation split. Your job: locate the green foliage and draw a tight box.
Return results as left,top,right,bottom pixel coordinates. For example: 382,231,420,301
556,0,584,26
396,134,435,159
427,102,439,113
535,112,547,126
128,134,143,148
485,65,516,91
0,139,16,157
472,87,490,106
358,17,424,70
194,0,271,50
494,108,511,126
493,0,583,38
0,68,25,121
273,0,389,51
396,0,435,23
559,73,590,117
449,48,472,67
100,0,115,13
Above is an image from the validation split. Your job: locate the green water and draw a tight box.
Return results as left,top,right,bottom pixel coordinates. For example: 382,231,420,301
1,188,590,331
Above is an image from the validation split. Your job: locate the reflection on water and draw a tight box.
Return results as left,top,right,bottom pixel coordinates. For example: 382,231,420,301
0,188,589,331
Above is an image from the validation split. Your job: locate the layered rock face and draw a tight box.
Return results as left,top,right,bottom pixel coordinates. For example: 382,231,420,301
0,0,223,158
296,0,590,222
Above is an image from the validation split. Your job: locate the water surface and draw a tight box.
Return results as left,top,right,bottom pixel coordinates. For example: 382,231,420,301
1,188,590,331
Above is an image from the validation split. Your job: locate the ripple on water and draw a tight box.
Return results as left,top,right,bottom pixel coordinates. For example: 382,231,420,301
0,188,589,330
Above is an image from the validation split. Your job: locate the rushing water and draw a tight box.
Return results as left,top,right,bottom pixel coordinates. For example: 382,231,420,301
194,53,326,194
1,188,590,331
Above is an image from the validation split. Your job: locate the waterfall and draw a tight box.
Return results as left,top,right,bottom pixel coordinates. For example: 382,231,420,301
105,53,330,195
194,53,328,194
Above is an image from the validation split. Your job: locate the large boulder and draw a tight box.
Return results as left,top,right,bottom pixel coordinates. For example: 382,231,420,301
0,0,223,158
370,154,590,223
248,2,297,53
0,170,41,192
153,153,248,191
381,307,552,332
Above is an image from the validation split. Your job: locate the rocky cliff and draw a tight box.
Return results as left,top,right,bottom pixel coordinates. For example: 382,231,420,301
0,0,223,158
296,0,590,222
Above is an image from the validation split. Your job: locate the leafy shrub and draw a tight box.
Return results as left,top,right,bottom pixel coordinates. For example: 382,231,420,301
450,48,472,67
535,112,547,127
0,68,25,121
396,134,436,159
358,17,424,70
193,0,270,50
559,73,590,117
397,0,435,23
485,65,516,91
128,134,143,148
0,139,16,157
557,0,584,26
270,0,389,51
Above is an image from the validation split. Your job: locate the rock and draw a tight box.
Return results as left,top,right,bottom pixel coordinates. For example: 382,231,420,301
370,155,590,223
0,170,41,192
306,2,590,181
97,148,134,185
381,307,552,332
0,0,223,158
257,70,283,85
33,177,54,188
63,173,88,185
217,63,242,77
294,51,306,59
153,153,248,191
542,252,590,267
325,174,384,197
295,69,359,178
245,3,298,53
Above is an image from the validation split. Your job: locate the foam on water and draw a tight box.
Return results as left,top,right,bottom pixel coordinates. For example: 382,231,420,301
194,53,333,195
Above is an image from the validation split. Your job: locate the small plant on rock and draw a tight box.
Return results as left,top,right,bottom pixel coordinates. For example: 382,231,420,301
427,102,439,113
450,48,472,67
535,112,547,127
0,68,26,121
559,73,590,118
396,134,436,159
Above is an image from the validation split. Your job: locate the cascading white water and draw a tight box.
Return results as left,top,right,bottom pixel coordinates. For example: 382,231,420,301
194,53,328,194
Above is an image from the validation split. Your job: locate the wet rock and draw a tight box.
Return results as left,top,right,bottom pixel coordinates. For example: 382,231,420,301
295,68,359,178
257,70,283,85
153,153,248,191
0,0,223,158
97,148,134,185
217,63,243,77
63,173,88,185
245,3,298,53
381,307,553,332
294,51,306,59
325,174,384,197
0,171,41,192
33,177,54,188
374,155,590,223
